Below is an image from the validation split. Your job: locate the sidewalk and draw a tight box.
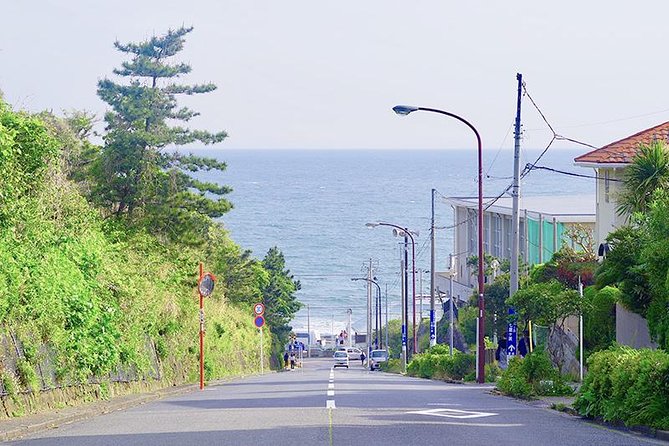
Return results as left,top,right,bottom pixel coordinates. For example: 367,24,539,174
529,395,669,442
0,383,197,443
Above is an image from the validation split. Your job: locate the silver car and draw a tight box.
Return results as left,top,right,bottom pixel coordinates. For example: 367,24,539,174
369,349,388,370
333,350,349,368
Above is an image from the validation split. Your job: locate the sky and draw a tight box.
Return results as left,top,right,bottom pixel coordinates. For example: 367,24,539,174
2,1,669,150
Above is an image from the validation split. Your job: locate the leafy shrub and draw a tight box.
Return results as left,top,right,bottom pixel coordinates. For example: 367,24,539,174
583,286,617,356
407,349,475,381
0,370,18,397
16,359,40,394
497,349,572,399
574,346,669,430
380,358,403,374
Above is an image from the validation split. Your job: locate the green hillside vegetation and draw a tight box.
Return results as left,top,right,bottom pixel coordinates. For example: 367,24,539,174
0,27,300,417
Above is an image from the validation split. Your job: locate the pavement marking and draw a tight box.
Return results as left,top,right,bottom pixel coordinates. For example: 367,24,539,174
427,403,462,406
327,390,334,396
328,383,334,389
326,399,336,409
407,408,497,419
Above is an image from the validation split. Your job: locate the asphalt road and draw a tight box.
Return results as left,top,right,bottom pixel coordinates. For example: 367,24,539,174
7,358,666,446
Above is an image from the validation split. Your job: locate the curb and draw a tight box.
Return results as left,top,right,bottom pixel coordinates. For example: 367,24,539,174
0,371,275,443
0,383,197,443
493,391,669,443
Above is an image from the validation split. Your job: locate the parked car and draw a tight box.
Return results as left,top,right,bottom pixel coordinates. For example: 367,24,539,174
344,347,363,360
333,351,349,368
369,349,388,370
308,346,324,357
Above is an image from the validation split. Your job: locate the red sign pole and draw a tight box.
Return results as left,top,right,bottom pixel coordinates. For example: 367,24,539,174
199,262,204,390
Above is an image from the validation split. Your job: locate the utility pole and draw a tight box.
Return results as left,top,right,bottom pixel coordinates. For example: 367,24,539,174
347,308,352,348
404,234,411,358
449,254,455,356
419,269,424,323
307,304,311,358
430,189,436,348
385,284,389,350
367,258,373,364
579,277,584,382
510,72,523,298
400,256,407,370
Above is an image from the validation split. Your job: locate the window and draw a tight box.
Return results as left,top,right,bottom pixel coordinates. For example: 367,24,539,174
492,214,502,257
468,209,477,254
504,217,512,259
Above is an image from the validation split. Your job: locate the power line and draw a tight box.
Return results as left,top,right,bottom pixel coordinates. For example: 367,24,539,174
525,164,623,182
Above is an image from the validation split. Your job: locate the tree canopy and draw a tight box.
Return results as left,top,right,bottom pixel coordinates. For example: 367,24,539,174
93,26,231,245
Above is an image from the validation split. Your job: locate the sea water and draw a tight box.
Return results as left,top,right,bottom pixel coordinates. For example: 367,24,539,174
194,148,594,335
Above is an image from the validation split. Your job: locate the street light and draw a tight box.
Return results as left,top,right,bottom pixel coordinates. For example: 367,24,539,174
366,222,418,362
392,105,486,384
351,278,383,351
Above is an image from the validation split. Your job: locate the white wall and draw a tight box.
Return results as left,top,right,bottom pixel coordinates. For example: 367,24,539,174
595,167,627,245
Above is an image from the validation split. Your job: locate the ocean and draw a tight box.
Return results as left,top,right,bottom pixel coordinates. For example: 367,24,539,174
194,148,594,336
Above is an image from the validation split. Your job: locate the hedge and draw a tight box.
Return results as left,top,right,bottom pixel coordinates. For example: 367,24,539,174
406,346,475,381
574,346,669,430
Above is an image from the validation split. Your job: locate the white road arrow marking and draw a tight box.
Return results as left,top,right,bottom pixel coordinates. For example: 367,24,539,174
408,408,497,419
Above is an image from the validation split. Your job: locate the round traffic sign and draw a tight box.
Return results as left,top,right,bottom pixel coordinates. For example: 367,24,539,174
198,273,216,297
253,303,265,315
254,315,265,328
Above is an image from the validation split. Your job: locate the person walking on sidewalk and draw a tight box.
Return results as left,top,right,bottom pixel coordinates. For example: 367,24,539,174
496,332,508,370
360,351,366,366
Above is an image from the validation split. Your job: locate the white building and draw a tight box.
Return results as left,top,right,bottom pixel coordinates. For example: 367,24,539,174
574,121,669,246
574,121,669,349
444,195,595,289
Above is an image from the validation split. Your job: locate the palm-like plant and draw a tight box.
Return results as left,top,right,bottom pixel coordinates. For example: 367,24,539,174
617,140,669,216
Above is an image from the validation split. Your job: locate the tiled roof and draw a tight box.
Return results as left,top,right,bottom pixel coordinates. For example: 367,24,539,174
574,121,669,165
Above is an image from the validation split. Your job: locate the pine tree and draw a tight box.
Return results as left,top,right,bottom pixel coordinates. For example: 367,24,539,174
94,26,231,244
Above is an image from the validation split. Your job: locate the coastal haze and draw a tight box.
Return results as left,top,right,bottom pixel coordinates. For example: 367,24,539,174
204,148,593,334
3,1,669,151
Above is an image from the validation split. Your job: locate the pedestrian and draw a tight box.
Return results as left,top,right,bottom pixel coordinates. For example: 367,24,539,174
289,352,296,369
495,332,508,370
360,351,366,366
518,330,533,357
283,351,289,368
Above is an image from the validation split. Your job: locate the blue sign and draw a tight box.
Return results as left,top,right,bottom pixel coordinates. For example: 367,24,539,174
507,308,517,357
429,310,436,342
401,325,407,346
254,315,265,328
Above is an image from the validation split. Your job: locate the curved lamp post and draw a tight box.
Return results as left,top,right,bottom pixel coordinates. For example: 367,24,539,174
392,105,485,384
366,222,418,363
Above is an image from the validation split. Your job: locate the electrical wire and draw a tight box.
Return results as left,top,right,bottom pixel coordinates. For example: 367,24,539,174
524,164,623,182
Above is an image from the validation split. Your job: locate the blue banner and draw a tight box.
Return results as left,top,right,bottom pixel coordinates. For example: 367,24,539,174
507,308,517,357
402,325,407,346
429,310,436,342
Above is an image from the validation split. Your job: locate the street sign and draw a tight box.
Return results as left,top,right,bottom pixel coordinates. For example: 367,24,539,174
253,303,265,315
507,308,517,357
198,273,216,297
254,315,265,328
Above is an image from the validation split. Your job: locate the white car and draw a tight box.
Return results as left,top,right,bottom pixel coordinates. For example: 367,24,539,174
344,347,363,360
333,351,349,368
369,349,388,370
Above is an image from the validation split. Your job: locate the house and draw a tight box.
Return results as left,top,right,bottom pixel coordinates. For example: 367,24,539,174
574,122,669,349
574,121,669,246
444,195,595,289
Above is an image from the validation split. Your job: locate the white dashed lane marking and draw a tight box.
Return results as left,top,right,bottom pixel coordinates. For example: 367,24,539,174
326,366,336,408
